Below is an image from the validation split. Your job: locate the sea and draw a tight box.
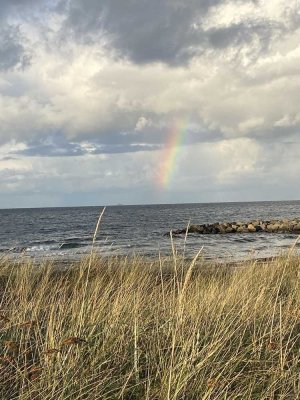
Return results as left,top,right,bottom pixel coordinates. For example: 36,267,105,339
0,201,300,262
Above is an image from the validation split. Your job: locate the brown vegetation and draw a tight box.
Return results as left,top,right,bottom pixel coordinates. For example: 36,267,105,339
0,249,299,399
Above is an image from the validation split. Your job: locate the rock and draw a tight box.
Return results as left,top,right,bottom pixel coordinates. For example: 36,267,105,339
205,226,213,234
292,223,300,232
266,224,280,232
197,225,205,233
248,224,256,232
165,218,300,236
171,229,186,235
266,224,274,232
219,224,228,233
280,223,290,232
188,225,201,233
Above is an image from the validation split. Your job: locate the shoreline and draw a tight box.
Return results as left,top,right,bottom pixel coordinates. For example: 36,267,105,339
4,250,293,270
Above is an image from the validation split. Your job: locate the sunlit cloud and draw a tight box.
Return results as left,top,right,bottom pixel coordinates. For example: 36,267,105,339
0,0,299,206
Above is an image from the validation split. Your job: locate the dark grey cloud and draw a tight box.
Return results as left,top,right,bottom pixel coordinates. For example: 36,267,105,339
0,1,63,71
13,134,85,157
58,0,291,65
0,26,31,71
0,0,39,71
91,144,161,155
10,118,222,157
0,0,36,7
252,125,300,142
12,133,162,157
11,127,221,160
60,0,223,64
208,20,283,50
16,142,162,157
0,156,17,161
0,0,41,19
17,143,85,157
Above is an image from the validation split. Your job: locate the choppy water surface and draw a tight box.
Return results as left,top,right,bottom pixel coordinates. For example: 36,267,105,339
0,201,300,261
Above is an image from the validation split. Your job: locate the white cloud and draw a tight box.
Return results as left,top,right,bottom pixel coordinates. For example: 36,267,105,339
0,0,300,206
202,0,294,30
1,136,300,207
135,116,152,132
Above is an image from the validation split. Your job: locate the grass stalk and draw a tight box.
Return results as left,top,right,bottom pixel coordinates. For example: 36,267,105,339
0,246,299,399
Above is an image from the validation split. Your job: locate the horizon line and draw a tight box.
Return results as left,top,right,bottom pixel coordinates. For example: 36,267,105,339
0,198,299,211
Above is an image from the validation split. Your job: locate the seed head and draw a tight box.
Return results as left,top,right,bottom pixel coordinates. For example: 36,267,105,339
267,341,278,351
0,355,13,364
28,366,43,381
43,348,61,355
207,378,217,388
19,321,37,329
62,337,87,346
4,341,18,352
0,315,10,323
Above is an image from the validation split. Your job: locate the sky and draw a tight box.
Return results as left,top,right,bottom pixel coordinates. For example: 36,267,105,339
0,0,300,208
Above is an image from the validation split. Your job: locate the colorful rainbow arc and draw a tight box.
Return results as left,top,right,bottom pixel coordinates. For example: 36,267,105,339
157,118,189,189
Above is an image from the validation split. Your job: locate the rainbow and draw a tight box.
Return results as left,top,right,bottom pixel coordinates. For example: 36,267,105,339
157,118,189,188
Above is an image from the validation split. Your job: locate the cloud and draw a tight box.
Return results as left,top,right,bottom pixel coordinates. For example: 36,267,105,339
1,137,300,208
61,0,211,65
135,117,153,132
0,0,43,71
12,134,161,157
60,0,258,65
0,0,299,149
0,0,300,206
0,26,31,71
58,0,299,66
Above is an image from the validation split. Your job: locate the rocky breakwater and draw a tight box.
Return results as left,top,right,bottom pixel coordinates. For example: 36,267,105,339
169,219,300,235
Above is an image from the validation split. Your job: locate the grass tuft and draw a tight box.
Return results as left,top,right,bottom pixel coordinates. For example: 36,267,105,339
0,250,299,399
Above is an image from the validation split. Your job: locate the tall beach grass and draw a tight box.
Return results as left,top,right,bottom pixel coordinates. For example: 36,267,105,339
0,245,300,398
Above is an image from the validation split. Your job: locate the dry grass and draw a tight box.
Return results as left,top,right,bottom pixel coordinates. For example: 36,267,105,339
0,249,299,399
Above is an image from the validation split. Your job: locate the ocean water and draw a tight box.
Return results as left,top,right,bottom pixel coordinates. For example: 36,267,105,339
0,201,300,261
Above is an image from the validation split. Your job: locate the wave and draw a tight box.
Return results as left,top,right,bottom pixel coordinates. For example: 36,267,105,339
31,240,57,246
0,248,12,253
233,236,258,243
64,237,84,242
4,239,90,253
25,245,56,252
10,246,28,253
59,242,86,250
